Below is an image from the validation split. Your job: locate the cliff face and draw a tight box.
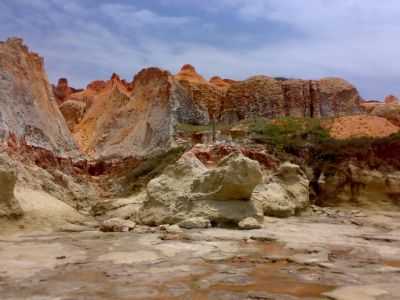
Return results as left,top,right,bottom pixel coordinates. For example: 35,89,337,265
318,78,362,117
0,37,367,164
220,77,362,122
0,38,78,157
72,68,205,159
222,76,284,121
175,65,223,120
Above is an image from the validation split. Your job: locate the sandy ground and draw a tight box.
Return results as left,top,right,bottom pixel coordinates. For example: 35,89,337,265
0,188,88,236
0,209,400,300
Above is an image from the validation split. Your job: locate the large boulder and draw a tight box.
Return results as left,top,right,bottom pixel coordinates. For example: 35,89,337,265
0,154,22,218
138,152,264,226
191,153,263,201
251,162,310,218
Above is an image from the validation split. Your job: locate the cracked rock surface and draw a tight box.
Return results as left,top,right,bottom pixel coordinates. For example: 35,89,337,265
1,209,399,299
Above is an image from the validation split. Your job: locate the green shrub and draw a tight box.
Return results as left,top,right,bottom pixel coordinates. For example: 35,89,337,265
249,117,330,154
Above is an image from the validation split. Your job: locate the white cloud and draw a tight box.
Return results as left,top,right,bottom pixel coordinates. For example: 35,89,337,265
1,0,400,99
100,3,193,28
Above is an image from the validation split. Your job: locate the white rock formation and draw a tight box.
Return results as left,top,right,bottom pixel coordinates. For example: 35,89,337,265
252,162,310,217
138,152,264,226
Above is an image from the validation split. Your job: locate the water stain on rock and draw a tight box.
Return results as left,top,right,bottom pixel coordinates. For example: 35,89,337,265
384,260,400,268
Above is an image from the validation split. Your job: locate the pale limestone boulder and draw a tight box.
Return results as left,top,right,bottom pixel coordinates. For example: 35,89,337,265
251,162,310,217
191,153,263,201
0,154,22,218
138,152,263,226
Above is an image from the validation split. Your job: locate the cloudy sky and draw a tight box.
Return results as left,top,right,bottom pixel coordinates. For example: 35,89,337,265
1,0,399,99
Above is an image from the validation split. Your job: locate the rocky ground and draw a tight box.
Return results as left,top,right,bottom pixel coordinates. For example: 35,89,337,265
1,208,399,300
1,36,400,300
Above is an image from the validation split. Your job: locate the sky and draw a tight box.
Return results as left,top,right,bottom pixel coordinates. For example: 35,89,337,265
1,0,399,100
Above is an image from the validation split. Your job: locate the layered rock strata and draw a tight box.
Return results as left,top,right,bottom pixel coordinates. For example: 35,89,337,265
220,77,362,122
317,163,400,210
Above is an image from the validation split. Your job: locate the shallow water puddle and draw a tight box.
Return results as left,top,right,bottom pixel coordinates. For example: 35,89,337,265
227,260,333,298
158,242,335,299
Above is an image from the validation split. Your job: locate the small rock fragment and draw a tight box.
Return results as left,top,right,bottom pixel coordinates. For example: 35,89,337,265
100,218,136,232
160,224,183,234
238,217,262,230
179,217,211,229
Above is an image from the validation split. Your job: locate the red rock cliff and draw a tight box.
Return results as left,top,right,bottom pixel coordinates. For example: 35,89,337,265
220,76,362,122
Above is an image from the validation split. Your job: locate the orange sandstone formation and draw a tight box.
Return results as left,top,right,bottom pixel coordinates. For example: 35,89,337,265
209,76,234,92
73,67,208,158
175,64,207,84
175,65,225,119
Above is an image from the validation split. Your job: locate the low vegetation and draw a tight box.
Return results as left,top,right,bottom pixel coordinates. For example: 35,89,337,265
249,117,330,154
248,117,400,170
177,117,400,171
